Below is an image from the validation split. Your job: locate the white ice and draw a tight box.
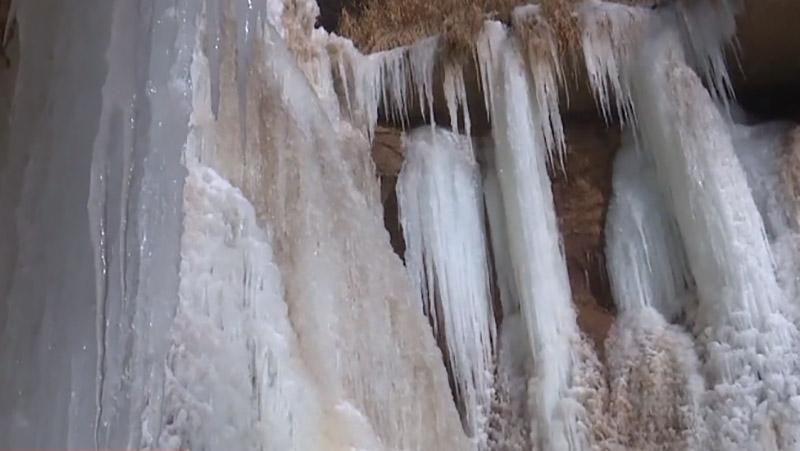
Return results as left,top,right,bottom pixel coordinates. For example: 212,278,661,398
480,26,588,450
397,126,496,449
627,22,800,449
605,134,694,321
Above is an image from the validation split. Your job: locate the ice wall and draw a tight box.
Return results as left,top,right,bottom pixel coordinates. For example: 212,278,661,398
156,160,331,450
397,127,496,448
0,0,189,447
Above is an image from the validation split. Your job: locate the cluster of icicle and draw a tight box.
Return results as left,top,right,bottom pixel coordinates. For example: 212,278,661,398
329,1,800,451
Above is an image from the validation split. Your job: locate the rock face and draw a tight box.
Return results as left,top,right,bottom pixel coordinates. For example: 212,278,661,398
551,116,618,348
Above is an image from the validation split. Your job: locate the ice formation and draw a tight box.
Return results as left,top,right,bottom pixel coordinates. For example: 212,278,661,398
620,18,800,451
605,135,693,321
478,23,591,450
605,307,705,450
0,0,470,448
3,0,800,449
397,127,496,448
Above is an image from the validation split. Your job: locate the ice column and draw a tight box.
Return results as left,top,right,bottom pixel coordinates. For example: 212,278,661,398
482,26,589,450
397,127,496,448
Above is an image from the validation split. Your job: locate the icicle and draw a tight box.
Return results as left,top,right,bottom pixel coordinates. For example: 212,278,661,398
605,133,693,321
674,0,740,106
579,0,646,125
408,36,438,127
325,37,381,138
397,127,496,448
486,34,588,450
512,5,567,171
474,21,507,125
377,47,408,127
442,63,470,136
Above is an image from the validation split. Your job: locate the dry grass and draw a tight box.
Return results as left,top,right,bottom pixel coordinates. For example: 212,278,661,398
340,0,658,58
340,0,534,53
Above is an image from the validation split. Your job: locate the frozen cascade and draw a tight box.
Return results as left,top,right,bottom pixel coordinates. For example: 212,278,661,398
178,1,471,449
397,127,497,448
605,134,694,321
5,0,800,448
627,23,800,449
0,0,470,448
480,24,594,450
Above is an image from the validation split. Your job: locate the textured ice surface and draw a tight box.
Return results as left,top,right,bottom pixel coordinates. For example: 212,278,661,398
606,307,706,450
155,159,331,450
176,2,470,449
730,121,800,303
397,127,496,448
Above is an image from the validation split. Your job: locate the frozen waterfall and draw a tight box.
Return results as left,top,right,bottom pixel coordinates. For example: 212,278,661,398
1,0,800,450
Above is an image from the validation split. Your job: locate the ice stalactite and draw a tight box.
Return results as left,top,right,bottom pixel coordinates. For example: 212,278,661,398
397,127,496,449
512,5,567,171
330,35,439,138
627,23,800,449
605,135,694,321
479,23,596,450
443,63,472,136
579,0,646,125
673,0,741,106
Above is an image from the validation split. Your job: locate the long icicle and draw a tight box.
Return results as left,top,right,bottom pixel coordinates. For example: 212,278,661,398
397,127,496,449
485,31,588,450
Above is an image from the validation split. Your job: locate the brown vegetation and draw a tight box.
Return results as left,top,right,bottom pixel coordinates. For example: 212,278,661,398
339,0,651,55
